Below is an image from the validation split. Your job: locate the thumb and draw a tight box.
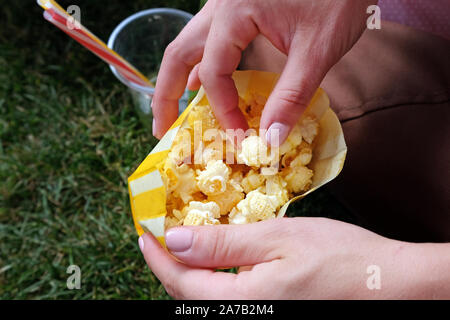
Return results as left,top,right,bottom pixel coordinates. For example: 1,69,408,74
260,37,329,146
165,219,286,268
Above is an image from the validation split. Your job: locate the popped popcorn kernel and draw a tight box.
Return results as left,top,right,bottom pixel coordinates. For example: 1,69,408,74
230,170,244,185
194,141,224,165
166,196,185,213
164,208,186,229
168,127,193,165
281,141,312,167
188,104,220,136
208,181,244,216
160,158,178,192
300,116,319,144
165,216,183,229
264,174,289,209
237,135,274,167
229,190,278,224
242,169,266,194
172,209,185,221
279,123,303,156
183,201,221,226
175,166,199,203
161,159,198,203
196,160,231,195
283,165,313,194
291,144,313,167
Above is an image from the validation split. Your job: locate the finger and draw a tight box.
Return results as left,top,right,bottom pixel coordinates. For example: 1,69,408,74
198,7,260,131
139,232,244,299
260,35,329,145
164,219,287,268
187,63,201,90
152,8,211,138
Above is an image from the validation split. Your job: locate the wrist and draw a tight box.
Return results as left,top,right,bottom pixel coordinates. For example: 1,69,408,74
357,238,449,299
403,242,450,299
378,241,450,299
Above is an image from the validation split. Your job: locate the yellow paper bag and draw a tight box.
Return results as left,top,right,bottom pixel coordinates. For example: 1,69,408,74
128,70,347,246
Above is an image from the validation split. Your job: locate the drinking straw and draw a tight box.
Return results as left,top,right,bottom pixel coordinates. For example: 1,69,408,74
37,0,153,88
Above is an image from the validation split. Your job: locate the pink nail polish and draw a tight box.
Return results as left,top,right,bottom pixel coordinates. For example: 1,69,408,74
165,228,193,252
138,236,145,252
266,122,289,147
152,118,157,137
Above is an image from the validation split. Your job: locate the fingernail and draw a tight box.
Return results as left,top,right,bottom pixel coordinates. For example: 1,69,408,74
266,122,289,147
138,236,145,252
152,118,157,137
165,228,193,252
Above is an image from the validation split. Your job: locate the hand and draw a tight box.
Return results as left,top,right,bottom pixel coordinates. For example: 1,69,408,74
139,217,443,299
152,0,376,141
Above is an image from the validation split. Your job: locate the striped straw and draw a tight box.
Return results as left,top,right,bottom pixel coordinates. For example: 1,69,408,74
37,0,153,88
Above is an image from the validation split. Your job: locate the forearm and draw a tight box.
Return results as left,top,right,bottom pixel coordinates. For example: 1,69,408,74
377,241,450,299
405,242,450,299
355,239,450,299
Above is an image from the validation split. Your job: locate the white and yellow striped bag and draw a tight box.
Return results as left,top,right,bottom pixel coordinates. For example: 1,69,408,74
128,70,347,246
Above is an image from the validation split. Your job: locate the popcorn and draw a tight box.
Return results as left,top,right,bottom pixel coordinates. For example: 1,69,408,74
281,148,297,168
229,190,279,224
183,201,221,226
165,215,184,229
264,174,289,209
129,71,349,246
238,93,267,127
172,208,185,221
161,159,198,203
299,116,319,144
230,169,244,185
188,104,220,139
166,195,184,214
237,135,274,167
283,165,313,194
160,93,319,228
173,167,199,203
208,181,244,216
168,127,193,165
291,144,313,167
281,141,311,167
164,207,186,229
196,160,231,195
279,123,303,156
194,141,223,165
241,169,266,194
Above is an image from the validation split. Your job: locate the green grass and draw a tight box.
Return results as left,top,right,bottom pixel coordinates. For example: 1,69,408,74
0,0,353,300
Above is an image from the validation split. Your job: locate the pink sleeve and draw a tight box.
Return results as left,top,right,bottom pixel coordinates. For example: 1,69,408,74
378,0,450,40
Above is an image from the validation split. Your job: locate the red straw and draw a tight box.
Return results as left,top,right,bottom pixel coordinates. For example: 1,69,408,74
39,1,153,89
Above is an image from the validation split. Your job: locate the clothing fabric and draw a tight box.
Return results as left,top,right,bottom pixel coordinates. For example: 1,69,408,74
322,22,450,242
241,22,450,242
379,0,450,40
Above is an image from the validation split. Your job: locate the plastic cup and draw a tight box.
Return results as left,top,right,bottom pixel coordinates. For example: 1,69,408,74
107,8,193,133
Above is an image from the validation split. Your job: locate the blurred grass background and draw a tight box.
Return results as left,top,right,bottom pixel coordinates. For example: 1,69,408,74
0,0,353,299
